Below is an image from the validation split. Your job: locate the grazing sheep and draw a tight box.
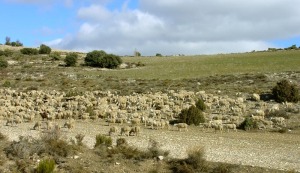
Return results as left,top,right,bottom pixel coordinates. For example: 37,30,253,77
211,123,223,133
120,126,131,136
6,116,22,126
130,126,141,136
251,114,264,121
64,119,75,129
46,121,53,130
109,126,118,136
33,121,41,130
174,123,188,131
223,123,237,132
107,118,116,126
40,111,49,121
270,117,286,126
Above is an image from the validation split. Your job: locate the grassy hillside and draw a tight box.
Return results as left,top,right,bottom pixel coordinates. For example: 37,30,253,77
111,50,300,79
0,47,299,94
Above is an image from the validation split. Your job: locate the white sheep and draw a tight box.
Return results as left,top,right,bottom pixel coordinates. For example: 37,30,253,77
120,126,131,136
174,123,188,131
223,123,237,132
109,126,118,136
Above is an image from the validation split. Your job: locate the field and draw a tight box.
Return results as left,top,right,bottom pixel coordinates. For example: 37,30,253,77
0,46,300,172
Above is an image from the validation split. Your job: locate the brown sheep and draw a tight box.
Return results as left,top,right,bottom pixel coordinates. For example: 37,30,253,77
120,126,131,136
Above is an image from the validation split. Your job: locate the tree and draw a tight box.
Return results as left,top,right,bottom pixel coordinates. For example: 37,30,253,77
84,50,122,69
5,36,10,45
39,44,51,54
64,53,78,67
156,53,162,57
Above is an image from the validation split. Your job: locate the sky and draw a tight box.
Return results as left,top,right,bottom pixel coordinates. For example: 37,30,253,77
1,0,300,56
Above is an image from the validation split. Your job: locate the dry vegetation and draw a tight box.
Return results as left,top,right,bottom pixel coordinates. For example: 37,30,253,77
0,45,300,173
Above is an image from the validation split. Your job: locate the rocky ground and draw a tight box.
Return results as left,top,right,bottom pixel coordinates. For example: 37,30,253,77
1,119,299,172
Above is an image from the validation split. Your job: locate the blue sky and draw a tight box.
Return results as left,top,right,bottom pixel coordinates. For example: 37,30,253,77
1,0,300,55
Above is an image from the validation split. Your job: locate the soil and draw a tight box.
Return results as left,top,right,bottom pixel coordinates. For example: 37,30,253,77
1,119,299,172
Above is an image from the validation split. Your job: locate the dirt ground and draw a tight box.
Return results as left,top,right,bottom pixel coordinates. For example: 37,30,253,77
1,119,299,172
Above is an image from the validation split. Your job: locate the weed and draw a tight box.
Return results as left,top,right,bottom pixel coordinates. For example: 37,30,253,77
94,134,112,148
36,158,55,173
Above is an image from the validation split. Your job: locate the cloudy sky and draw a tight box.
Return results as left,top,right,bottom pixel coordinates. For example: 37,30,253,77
1,0,300,56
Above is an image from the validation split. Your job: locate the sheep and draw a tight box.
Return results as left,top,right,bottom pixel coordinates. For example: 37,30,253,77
33,121,41,130
251,114,264,121
270,117,286,127
130,126,141,136
46,121,53,130
223,123,237,132
64,119,75,129
107,118,116,126
174,123,188,131
211,123,223,133
120,126,131,136
109,126,118,136
6,116,22,126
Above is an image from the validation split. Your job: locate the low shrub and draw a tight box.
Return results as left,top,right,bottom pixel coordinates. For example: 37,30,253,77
0,58,8,69
178,105,205,125
272,79,299,103
0,49,13,57
64,53,78,67
20,48,38,55
195,99,206,111
94,134,112,148
84,50,122,69
238,117,257,131
50,52,61,61
36,158,55,173
39,44,52,54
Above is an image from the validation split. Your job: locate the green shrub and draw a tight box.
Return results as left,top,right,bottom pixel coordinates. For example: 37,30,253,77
64,53,78,67
0,58,8,69
195,99,206,111
39,44,52,54
238,117,257,131
265,110,289,119
36,158,55,173
2,80,11,87
116,138,127,147
50,52,61,61
178,105,205,125
94,134,112,147
20,48,38,55
84,50,122,69
0,49,13,57
272,80,299,103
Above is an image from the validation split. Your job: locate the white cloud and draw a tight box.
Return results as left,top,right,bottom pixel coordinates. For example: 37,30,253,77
50,0,300,55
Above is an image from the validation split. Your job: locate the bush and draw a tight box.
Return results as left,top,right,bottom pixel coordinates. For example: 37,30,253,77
238,117,257,131
36,158,55,173
0,49,13,57
195,99,206,111
0,58,8,69
39,44,51,54
178,105,205,126
20,48,38,55
84,50,122,69
64,53,78,67
50,52,61,61
272,80,299,103
94,134,112,148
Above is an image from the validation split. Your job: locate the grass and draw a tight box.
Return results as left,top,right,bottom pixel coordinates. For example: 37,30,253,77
0,49,298,94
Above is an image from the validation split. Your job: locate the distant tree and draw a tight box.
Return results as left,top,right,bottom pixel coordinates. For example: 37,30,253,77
156,53,162,57
15,40,23,47
5,36,10,45
134,50,141,57
64,53,78,67
39,44,51,54
84,50,122,69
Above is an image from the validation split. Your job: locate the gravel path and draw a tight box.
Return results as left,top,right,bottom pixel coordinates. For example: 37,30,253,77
1,119,300,172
